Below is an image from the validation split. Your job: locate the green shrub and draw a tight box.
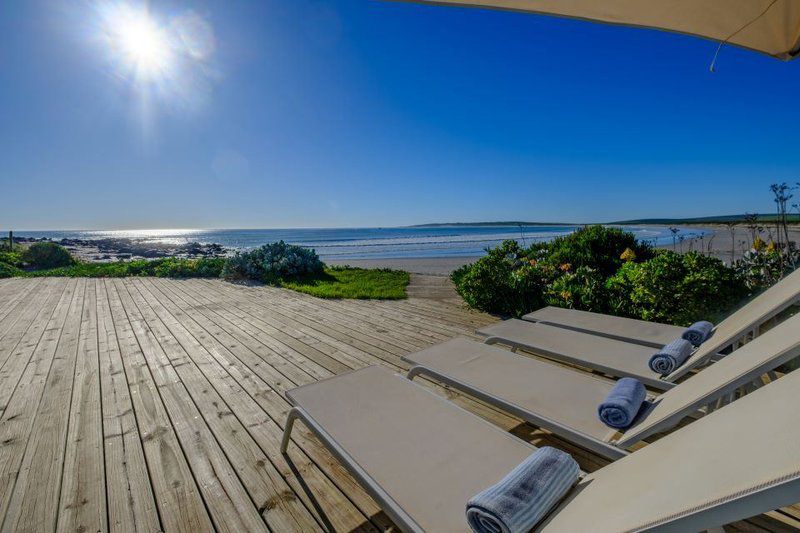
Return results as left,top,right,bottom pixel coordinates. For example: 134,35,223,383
452,226,748,325
544,266,610,312
220,253,259,281
607,250,745,326
543,225,654,277
221,241,324,283
734,249,790,290
451,240,555,317
0,262,23,278
22,242,74,269
0,251,23,268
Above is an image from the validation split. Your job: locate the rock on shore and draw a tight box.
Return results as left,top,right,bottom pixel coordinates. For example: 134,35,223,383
13,236,228,262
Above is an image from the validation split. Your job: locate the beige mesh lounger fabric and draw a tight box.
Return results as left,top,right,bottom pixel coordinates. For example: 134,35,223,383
478,319,670,389
478,268,800,389
281,364,800,532
403,312,800,459
523,306,685,348
520,265,800,350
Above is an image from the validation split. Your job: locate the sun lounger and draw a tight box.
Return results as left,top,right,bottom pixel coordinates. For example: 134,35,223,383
524,306,685,347
522,266,800,348
281,364,800,532
404,311,800,459
479,320,674,389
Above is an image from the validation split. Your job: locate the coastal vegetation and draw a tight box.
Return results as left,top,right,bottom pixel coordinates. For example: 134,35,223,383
220,242,408,299
221,240,325,283
0,240,409,300
21,241,75,269
451,225,775,325
14,256,226,278
453,184,800,325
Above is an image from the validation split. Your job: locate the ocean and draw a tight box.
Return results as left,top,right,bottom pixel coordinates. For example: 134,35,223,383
12,225,707,260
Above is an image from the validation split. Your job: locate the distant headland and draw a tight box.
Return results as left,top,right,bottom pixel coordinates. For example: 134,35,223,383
408,221,576,228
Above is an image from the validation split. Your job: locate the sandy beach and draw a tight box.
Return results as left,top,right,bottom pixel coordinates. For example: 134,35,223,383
673,224,800,263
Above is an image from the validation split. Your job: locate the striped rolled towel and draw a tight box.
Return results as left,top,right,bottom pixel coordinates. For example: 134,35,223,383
466,447,579,533
682,321,714,346
648,338,693,375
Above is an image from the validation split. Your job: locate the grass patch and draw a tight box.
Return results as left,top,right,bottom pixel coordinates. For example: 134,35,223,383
20,257,225,278
282,267,409,300
7,254,409,300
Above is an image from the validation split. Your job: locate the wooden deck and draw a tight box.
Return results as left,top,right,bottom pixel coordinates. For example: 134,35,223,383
0,277,796,532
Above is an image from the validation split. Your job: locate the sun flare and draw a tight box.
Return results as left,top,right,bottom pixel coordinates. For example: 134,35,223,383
89,1,217,129
101,4,173,79
118,15,169,72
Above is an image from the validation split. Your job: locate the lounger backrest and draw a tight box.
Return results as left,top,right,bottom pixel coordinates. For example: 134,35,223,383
617,311,800,447
666,266,800,381
539,368,800,532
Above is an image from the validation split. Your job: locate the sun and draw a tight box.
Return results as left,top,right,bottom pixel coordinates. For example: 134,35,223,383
101,4,173,79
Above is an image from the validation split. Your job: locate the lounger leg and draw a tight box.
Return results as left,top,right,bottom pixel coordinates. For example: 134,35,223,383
281,407,301,454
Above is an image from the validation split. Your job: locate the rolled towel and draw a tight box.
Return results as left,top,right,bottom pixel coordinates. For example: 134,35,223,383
649,338,693,375
466,447,579,533
682,320,714,346
597,377,647,429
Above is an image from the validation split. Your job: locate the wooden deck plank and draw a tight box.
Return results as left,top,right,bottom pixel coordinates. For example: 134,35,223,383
0,279,33,319
0,278,84,532
181,281,397,370
172,282,325,385
0,279,59,388
0,279,39,338
246,285,452,347
57,279,107,532
113,279,269,533
190,283,352,377
125,278,324,532
198,280,420,357
187,281,374,370
0,278,74,526
96,279,161,532
104,279,214,533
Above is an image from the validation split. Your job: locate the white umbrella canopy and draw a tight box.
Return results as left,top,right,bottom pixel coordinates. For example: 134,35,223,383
396,0,800,60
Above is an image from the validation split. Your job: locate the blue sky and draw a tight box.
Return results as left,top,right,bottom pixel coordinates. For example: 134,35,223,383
1,0,799,230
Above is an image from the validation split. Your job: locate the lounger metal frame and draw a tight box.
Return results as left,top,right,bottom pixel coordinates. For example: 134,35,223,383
281,406,423,533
